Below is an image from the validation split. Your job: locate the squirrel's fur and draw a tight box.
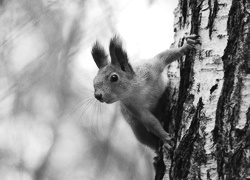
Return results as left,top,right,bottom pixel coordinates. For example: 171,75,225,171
91,35,200,150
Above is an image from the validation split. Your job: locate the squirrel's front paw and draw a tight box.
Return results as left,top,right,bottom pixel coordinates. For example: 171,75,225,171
184,34,201,50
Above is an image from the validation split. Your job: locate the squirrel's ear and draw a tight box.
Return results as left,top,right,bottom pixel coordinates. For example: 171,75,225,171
91,41,108,69
109,36,134,73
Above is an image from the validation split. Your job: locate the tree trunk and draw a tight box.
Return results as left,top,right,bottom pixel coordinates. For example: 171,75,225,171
155,0,250,179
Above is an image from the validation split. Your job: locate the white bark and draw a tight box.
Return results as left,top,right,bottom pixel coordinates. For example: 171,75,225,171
161,0,250,179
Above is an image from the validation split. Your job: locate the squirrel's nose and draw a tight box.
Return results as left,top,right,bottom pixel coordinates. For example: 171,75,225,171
94,92,103,101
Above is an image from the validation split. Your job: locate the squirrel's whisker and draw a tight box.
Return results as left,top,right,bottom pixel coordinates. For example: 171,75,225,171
92,100,100,135
96,100,102,133
81,97,95,114
80,86,94,93
78,91,93,97
78,97,96,122
78,73,93,81
72,96,94,114
90,99,102,137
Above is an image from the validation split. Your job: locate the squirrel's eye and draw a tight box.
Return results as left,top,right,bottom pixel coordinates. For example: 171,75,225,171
110,74,119,82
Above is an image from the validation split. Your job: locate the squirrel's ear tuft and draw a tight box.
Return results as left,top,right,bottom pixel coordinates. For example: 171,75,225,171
91,41,108,69
109,35,134,73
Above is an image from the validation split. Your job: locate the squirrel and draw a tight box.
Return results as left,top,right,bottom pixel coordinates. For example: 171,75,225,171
91,34,200,151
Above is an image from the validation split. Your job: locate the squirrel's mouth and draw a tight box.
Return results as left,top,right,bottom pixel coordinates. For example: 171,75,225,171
96,98,113,104
96,98,104,103
105,99,115,104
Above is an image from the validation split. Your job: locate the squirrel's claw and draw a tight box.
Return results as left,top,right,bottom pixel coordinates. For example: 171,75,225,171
162,135,174,153
163,141,174,156
163,142,172,150
185,34,201,46
183,34,201,51
185,34,200,40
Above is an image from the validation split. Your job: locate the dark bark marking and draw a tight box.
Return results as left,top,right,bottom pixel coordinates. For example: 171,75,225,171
210,79,219,95
205,50,213,57
180,0,188,28
174,52,193,138
170,3,203,178
213,0,250,179
227,107,250,179
207,0,219,39
171,98,204,180
197,83,201,93
174,0,203,140
154,153,165,180
210,84,218,94
217,34,226,39
190,0,203,35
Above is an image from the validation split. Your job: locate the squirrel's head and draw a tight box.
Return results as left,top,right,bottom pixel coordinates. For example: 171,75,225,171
91,36,135,104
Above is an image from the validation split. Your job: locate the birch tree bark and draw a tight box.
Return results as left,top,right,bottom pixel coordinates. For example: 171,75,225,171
155,0,250,179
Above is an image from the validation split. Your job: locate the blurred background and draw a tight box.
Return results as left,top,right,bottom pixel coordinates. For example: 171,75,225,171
0,0,177,179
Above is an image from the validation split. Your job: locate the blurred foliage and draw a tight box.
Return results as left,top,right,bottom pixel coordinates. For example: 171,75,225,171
0,0,155,180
